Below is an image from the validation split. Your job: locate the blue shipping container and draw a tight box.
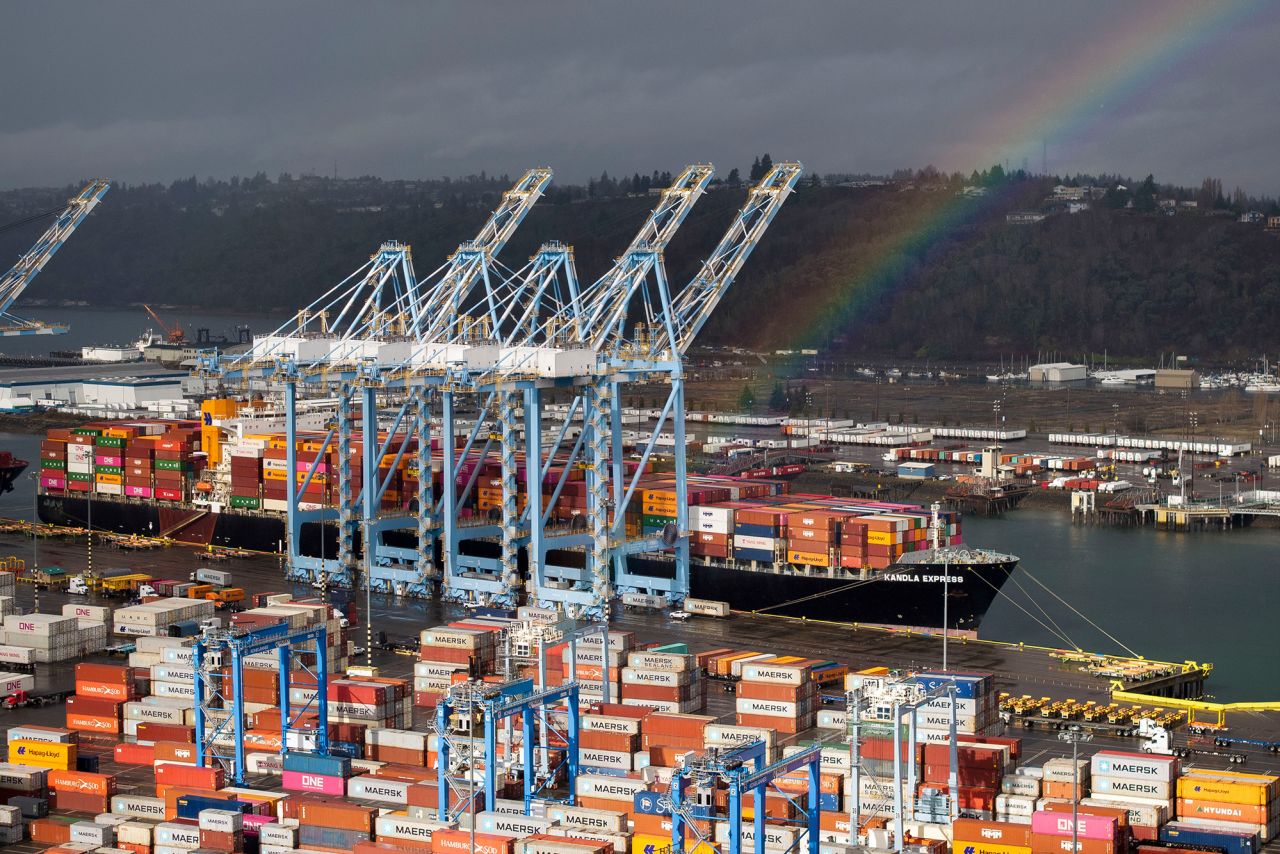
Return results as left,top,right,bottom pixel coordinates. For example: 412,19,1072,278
1161,822,1258,854
176,795,252,820
734,547,775,563
298,825,372,848
328,741,363,759
734,522,778,538
282,750,352,778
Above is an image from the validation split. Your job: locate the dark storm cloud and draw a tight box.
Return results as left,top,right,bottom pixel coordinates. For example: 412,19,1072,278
2,1,1277,193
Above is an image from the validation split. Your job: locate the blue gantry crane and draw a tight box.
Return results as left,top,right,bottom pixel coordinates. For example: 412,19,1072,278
0,180,109,336
192,621,331,786
197,160,801,620
669,739,825,854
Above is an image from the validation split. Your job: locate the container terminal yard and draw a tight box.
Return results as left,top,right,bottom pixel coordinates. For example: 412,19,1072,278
2,167,1280,854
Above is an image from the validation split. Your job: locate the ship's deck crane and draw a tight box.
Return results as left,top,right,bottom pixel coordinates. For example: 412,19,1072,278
0,180,110,336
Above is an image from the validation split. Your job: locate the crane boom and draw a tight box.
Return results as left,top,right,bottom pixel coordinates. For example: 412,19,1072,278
0,179,110,336
669,162,802,353
412,168,553,342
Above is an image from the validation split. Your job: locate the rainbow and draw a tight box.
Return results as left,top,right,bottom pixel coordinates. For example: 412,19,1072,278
781,0,1267,351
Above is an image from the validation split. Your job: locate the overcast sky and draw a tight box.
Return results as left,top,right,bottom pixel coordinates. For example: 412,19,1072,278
3,1,1278,194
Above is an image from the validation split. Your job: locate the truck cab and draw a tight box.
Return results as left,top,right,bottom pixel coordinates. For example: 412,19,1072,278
67,575,91,596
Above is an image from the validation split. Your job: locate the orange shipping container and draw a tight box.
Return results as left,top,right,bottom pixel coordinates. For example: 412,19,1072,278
1175,798,1271,824
48,770,116,797
153,740,200,764
65,712,120,734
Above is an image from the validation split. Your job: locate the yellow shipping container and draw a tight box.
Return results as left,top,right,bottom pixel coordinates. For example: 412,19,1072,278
1176,772,1276,806
632,833,716,854
866,530,898,545
7,739,76,770
952,843,1031,854
263,469,286,481
95,473,122,485
788,550,831,568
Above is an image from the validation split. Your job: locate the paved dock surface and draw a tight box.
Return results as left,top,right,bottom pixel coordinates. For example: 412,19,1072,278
3,531,1279,797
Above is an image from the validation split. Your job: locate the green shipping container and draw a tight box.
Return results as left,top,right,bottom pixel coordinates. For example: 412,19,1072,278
66,471,92,482
73,428,102,436
154,459,187,471
42,459,66,470
641,514,677,528
95,465,123,476
230,495,261,510
95,436,125,448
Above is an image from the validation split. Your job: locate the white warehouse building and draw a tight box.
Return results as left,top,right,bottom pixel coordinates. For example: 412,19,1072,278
1028,362,1088,383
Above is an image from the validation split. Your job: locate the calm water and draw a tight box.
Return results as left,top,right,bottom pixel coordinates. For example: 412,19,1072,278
0,306,289,356
968,510,1278,702
0,425,1274,700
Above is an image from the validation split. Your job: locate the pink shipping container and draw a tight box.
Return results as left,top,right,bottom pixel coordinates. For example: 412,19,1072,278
41,475,66,489
282,769,345,795
1031,812,1117,841
94,455,123,466
125,485,154,498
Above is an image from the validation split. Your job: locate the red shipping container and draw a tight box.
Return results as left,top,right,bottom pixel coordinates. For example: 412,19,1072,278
66,695,125,717
113,743,156,765
137,723,195,743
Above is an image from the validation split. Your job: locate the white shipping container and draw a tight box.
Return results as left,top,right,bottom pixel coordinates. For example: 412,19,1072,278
574,774,647,801
373,814,454,842
995,794,1036,818
1002,774,1041,797
153,822,202,849
476,811,554,837
197,809,243,833
579,714,642,736
1090,751,1178,784
71,822,115,846
246,752,284,775
0,673,34,696
626,651,693,671
347,776,411,804
705,724,776,751
714,821,799,851
735,697,809,718
741,662,808,686
620,667,693,687
1081,797,1168,829
681,598,730,617
7,725,74,744
0,763,48,790
1042,757,1090,782
1089,775,1172,799
543,805,627,833
579,748,632,771
62,603,113,622
734,534,776,551
782,745,852,775
0,645,34,665
257,825,297,847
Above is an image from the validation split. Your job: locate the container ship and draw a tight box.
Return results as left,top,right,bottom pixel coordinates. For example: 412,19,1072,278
0,450,27,493
33,410,1018,631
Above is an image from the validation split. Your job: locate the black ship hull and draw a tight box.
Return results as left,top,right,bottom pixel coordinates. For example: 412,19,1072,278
685,557,1016,629
38,492,1016,630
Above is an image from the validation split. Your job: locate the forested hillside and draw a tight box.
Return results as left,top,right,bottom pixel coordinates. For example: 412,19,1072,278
2,169,1277,358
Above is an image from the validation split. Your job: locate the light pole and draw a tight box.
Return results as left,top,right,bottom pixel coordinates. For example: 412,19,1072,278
27,472,38,571
1059,726,1094,854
